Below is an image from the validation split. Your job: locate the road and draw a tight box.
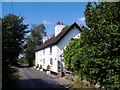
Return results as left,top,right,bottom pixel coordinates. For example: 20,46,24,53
19,66,69,89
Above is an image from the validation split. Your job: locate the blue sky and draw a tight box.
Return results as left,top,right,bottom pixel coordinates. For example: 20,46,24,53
2,2,87,38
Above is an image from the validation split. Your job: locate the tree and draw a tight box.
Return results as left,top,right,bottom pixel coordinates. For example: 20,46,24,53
25,24,46,66
2,13,28,66
2,14,28,89
63,2,120,89
81,2,120,89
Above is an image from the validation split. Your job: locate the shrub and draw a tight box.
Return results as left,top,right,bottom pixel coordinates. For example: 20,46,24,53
36,64,39,68
47,65,50,71
39,64,42,69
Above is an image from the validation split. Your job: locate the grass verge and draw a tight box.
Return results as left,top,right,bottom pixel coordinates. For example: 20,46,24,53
65,81,97,90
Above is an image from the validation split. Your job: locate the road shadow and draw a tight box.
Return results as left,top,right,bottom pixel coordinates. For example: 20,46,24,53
17,64,32,68
19,78,69,90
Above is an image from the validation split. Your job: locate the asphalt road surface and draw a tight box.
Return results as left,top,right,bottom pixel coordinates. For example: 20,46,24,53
19,66,69,89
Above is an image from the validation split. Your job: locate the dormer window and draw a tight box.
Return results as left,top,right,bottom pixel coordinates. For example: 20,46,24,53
50,46,52,54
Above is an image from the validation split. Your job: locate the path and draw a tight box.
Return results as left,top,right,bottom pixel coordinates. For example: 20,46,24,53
19,66,71,89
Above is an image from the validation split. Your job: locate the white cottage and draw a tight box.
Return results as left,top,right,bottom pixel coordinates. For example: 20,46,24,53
35,22,82,75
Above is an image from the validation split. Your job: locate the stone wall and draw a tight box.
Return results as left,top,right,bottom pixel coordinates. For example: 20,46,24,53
65,73,113,90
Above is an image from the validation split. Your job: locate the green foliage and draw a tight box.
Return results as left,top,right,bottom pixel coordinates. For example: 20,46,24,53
33,60,35,66
69,81,95,89
63,39,82,75
2,66,20,89
63,2,120,89
2,14,28,89
2,13,28,66
24,24,46,66
82,2,120,89
18,57,28,64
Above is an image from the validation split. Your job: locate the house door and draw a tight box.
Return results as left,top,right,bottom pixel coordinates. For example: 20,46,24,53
58,61,61,72
58,61,62,77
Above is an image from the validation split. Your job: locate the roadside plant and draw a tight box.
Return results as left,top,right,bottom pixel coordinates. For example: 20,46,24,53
47,65,50,71
39,64,42,69
36,64,39,68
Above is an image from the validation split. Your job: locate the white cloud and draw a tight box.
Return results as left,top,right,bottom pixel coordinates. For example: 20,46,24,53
78,17,85,22
42,20,52,25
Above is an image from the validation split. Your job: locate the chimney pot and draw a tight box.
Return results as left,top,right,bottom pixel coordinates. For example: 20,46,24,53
55,22,65,36
57,22,61,25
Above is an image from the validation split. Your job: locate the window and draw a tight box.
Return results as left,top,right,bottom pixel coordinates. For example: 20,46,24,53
50,46,52,54
43,49,45,55
50,58,53,65
43,59,45,65
40,59,42,62
71,38,74,40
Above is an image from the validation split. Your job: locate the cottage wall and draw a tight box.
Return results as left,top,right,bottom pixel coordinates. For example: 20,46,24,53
35,24,81,73
57,27,81,71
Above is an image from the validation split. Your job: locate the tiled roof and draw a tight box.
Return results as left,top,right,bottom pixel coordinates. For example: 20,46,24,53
35,22,82,51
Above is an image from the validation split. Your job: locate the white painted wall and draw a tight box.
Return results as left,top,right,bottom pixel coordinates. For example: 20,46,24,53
35,27,81,73
35,52,37,66
57,27,81,71
35,45,59,73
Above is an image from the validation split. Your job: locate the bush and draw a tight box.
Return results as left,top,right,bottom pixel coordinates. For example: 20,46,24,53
2,66,20,89
40,64,42,69
36,64,39,68
47,65,50,71
18,57,28,65
33,60,35,66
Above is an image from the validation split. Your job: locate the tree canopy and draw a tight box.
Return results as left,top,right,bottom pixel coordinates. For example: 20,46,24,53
2,14,28,88
2,13,28,66
63,2,120,89
24,24,46,66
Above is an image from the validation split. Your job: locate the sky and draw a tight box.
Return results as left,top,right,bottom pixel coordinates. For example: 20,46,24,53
2,2,87,38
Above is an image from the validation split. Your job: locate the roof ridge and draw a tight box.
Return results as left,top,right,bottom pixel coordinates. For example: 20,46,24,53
35,22,81,51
